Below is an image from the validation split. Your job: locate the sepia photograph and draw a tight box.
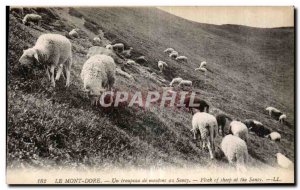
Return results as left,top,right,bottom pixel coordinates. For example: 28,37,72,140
6,6,295,184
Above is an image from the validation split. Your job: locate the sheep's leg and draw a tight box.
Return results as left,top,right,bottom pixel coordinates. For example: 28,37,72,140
45,67,51,81
65,57,72,87
50,65,55,87
55,64,63,81
206,138,214,159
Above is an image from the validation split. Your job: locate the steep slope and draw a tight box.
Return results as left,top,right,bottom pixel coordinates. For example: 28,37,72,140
7,7,294,171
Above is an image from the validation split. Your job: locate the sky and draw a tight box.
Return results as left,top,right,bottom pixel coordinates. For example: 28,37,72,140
158,6,294,28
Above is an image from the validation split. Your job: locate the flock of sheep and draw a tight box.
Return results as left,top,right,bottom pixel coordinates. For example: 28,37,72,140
17,12,293,172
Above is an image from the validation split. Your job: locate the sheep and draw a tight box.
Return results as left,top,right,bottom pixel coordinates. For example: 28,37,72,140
69,29,79,38
19,33,72,88
276,153,293,169
221,135,248,173
81,54,116,105
229,121,248,142
158,61,168,72
192,112,218,159
169,77,183,87
164,48,174,54
195,67,207,72
22,14,42,26
177,96,209,114
86,46,123,64
266,132,281,141
279,114,287,123
93,37,101,44
216,114,232,137
135,56,148,64
121,47,133,58
178,80,192,88
112,43,124,52
243,119,271,137
266,106,282,118
169,51,178,59
106,44,113,50
175,56,188,62
125,59,136,65
200,61,207,68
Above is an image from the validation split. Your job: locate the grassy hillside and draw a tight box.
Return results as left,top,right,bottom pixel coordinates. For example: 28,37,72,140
7,7,294,170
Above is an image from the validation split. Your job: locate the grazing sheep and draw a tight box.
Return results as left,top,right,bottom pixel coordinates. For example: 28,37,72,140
192,112,218,159
178,96,209,114
121,47,133,58
195,67,207,72
279,114,287,123
81,55,116,105
229,121,248,142
169,51,178,59
106,44,113,50
19,34,72,88
93,37,101,44
69,29,79,38
164,48,174,54
216,114,232,137
178,80,192,88
169,77,183,87
200,61,207,68
112,43,124,52
125,59,136,65
221,135,248,173
243,119,271,137
175,56,188,62
266,132,281,141
158,61,168,72
22,14,42,26
266,106,282,118
276,153,293,169
135,56,148,64
86,46,123,65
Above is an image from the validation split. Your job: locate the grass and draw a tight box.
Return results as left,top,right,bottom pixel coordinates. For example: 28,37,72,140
7,7,294,170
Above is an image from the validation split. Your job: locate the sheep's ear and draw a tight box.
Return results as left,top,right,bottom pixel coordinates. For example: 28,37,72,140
33,49,39,62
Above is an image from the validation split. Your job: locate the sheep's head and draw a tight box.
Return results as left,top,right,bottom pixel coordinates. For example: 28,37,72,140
19,48,39,68
85,84,106,106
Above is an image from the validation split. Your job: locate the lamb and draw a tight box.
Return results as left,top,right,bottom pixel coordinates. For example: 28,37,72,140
276,153,293,169
22,14,42,26
229,121,248,142
243,119,271,137
216,114,232,137
169,51,178,59
69,29,79,38
266,132,281,141
158,61,168,72
169,77,183,87
279,114,287,123
19,33,72,88
121,47,133,58
81,54,116,105
221,135,248,173
112,43,125,52
175,56,188,62
164,48,174,54
93,37,101,44
266,106,282,118
177,96,209,114
192,112,218,159
178,80,192,88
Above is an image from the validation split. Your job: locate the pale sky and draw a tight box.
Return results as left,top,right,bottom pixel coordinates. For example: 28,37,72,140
158,6,294,28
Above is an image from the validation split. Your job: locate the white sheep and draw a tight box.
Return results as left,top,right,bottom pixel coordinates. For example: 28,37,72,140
229,121,248,142
175,56,188,62
19,33,72,88
192,112,218,159
69,29,79,38
158,61,168,72
266,106,282,117
81,55,116,105
276,153,293,169
266,132,281,141
178,80,192,88
93,37,101,44
221,134,248,173
106,44,113,50
22,14,42,26
279,114,287,123
125,59,136,65
200,61,207,68
195,67,207,72
112,43,125,52
164,48,174,54
169,51,178,59
169,77,183,87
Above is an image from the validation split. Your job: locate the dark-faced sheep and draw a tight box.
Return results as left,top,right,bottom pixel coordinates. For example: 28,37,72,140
243,119,271,137
216,114,232,137
178,96,209,114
